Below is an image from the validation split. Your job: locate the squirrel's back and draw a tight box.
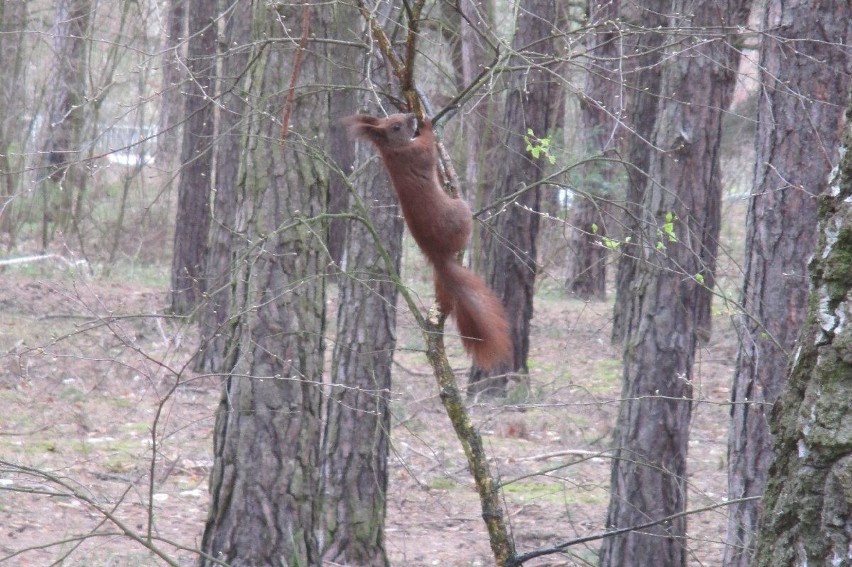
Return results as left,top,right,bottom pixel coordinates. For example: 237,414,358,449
345,113,512,369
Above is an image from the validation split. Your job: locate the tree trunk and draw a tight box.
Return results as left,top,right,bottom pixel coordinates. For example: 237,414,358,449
566,0,622,301
0,0,28,239
566,195,607,300
195,0,253,374
326,94,354,268
325,0,359,269
169,0,215,315
457,0,496,275
467,0,558,398
724,3,852,566
156,0,185,162
599,2,750,565
38,0,92,249
319,2,404,563
198,3,329,565
320,128,404,567
610,1,667,344
751,88,852,567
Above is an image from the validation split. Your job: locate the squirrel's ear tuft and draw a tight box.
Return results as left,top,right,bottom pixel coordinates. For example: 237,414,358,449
342,115,386,143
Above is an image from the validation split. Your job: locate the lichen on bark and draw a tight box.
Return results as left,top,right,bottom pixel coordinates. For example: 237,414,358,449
752,95,852,567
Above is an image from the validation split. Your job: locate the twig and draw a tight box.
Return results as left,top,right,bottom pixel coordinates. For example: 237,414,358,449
0,459,182,566
354,0,405,83
280,0,312,149
509,496,763,565
513,449,602,462
401,0,425,112
431,50,503,126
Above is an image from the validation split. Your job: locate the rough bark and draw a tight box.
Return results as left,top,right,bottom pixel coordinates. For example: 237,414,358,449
456,0,496,274
599,2,751,565
566,0,622,301
169,0,216,315
0,0,28,238
751,91,852,567
326,95,354,268
610,1,667,343
38,0,92,248
156,0,186,162
195,0,253,374
467,0,558,398
724,3,852,565
320,134,403,567
198,3,329,565
318,2,404,563
458,0,489,196
567,195,608,300
325,0,360,270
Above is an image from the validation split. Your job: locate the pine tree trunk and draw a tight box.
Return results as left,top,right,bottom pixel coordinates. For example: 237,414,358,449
169,0,215,315
751,87,852,567
610,0,667,344
199,3,329,565
319,1,404,562
195,0,253,374
567,0,622,301
566,194,607,300
0,0,28,239
320,147,403,567
38,0,92,248
599,1,750,564
724,3,852,565
457,0,496,275
467,0,558,397
156,0,185,162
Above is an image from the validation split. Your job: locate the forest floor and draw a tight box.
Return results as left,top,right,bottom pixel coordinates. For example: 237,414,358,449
0,260,740,567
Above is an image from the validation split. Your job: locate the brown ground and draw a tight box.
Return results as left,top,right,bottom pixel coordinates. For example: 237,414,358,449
0,260,739,566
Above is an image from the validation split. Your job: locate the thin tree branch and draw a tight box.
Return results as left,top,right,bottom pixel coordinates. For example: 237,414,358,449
510,496,763,565
280,0,312,148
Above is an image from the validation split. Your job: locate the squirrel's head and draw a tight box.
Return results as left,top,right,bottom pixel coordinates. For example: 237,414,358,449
344,113,419,148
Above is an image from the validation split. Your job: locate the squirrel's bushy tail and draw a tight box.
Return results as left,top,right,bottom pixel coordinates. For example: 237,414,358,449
433,258,512,370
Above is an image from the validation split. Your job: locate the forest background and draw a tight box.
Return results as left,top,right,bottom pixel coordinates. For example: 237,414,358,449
1,0,851,566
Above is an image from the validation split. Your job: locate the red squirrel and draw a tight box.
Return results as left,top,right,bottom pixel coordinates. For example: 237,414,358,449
344,113,511,370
